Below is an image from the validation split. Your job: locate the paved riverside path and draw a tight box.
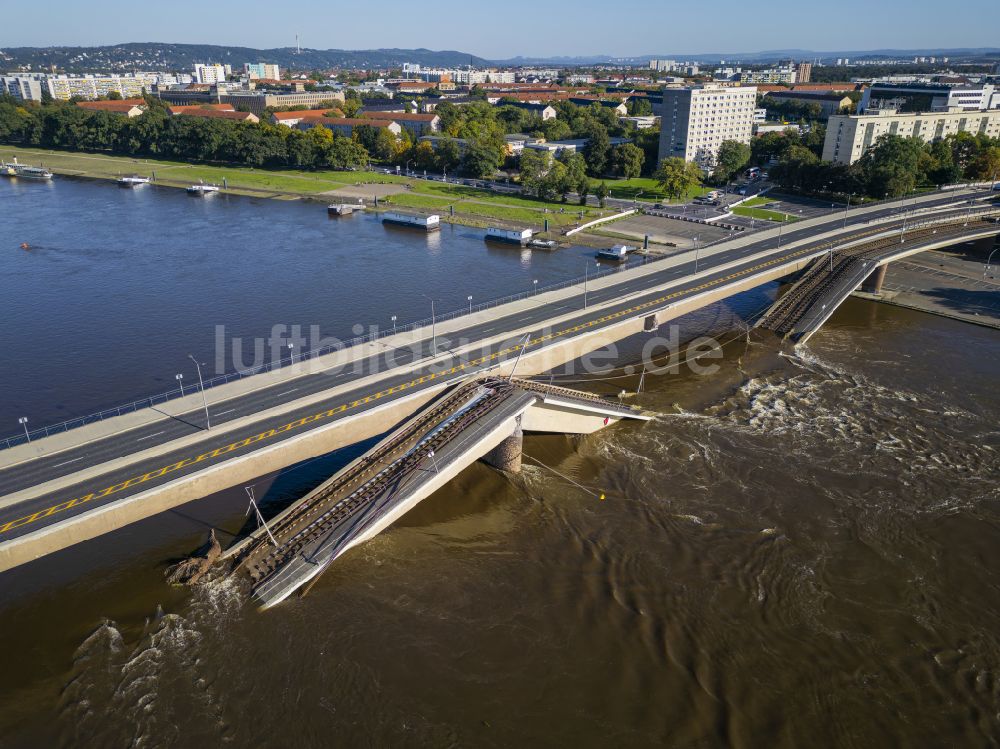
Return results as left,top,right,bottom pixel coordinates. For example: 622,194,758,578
0,188,994,544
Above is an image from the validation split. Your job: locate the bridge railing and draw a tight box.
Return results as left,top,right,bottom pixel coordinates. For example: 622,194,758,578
2,190,995,451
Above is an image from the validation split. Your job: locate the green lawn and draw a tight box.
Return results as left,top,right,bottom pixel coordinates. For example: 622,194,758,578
739,196,775,208
605,177,711,203
731,206,800,222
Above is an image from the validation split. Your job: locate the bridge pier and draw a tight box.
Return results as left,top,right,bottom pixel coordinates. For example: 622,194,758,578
861,263,888,294
482,416,523,473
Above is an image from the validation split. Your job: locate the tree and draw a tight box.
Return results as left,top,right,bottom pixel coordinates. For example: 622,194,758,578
854,134,929,197
582,124,610,176
340,98,362,118
461,136,503,178
712,140,751,183
594,181,610,208
653,157,702,201
434,137,461,173
611,143,645,179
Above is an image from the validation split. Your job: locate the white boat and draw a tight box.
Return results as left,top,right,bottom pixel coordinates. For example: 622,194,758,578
1,163,17,177
118,175,151,187
527,238,558,250
14,165,53,180
596,244,632,262
381,212,441,231
186,183,220,195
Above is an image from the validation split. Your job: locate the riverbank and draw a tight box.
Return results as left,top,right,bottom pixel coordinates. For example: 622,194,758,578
0,145,615,238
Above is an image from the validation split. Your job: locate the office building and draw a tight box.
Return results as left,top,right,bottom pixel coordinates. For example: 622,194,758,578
823,108,1000,164
858,82,998,113
1,75,45,101
658,85,758,168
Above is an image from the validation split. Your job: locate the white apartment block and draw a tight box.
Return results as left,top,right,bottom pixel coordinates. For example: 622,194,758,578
739,69,797,85
194,64,228,84
658,85,758,168
1,75,45,101
823,109,1000,164
44,73,159,100
649,59,677,73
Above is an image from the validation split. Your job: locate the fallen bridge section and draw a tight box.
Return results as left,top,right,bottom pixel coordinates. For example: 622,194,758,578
224,377,651,609
757,213,1000,344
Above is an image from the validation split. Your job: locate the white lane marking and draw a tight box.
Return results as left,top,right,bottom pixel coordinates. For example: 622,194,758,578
216,408,236,416
276,388,299,397
137,430,166,442
53,456,84,468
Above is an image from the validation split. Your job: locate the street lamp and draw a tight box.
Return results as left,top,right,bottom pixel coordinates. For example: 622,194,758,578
286,342,294,365
421,294,438,353
533,279,538,295
842,192,853,229
18,417,29,443
391,315,397,334
175,373,185,396
187,354,211,431
584,260,599,309
467,295,473,314
985,248,998,279
693,236,700,273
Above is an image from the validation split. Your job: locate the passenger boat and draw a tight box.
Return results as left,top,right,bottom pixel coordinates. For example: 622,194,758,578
14,165,53,180
595,244,631,263
381,212,441,231
485,227,533,246
118,175,151,187
328,203,365,216
186,183,220,195
1,163,17,177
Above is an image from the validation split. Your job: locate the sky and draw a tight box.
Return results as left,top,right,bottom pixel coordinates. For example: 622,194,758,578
2,0,998,59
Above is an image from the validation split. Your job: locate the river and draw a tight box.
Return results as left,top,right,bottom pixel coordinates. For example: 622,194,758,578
0,177,998,748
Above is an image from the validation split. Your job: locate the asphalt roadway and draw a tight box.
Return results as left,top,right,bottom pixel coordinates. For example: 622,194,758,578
0,190,993,542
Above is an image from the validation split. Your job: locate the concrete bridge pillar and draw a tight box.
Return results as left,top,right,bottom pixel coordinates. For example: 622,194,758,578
861,263,888,294
482,417,523,473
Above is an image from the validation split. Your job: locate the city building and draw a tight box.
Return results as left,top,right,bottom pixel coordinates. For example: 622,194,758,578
244,63,281,80
43,73,158,100
738,69,797,85
505,102,558,120
795,62,813,83
858,82,998,113
193,64,228,85
361,111,441,135
1,75,44,101
658,85,758,168
75,98,147,117
300,117,402,138
649,59,677,73
753,107,767,123
177,108,260,123
270,110,341,127
157,87,344,115
823,108,1000,164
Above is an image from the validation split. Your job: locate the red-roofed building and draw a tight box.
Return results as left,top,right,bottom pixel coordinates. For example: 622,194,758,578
75,99,147,117
361,111,441,135
270,109,343,126
168,103,236,115
299,117,402,138
177,109,260,123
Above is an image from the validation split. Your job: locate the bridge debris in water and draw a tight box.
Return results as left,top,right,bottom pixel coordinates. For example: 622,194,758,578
222,376,651,609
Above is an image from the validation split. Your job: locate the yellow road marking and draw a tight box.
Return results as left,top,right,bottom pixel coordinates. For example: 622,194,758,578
0,229,901,536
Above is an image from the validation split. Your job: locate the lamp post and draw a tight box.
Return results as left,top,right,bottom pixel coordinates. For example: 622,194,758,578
187,354,211,431
18,417,29,443
533,279,538,295
842,192,852,229
692,236,700,273
286,342,294,365
986,248,999,280
175,373,185,396
391,315,397,334
467,295,473,314
421,294,437,353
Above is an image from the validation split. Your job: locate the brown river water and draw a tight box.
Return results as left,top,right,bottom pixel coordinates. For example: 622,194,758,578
1,293,998,747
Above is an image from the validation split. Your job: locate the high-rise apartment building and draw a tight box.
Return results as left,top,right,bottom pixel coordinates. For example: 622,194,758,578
194,64,228,85
658,85,758,168
795,62,813,83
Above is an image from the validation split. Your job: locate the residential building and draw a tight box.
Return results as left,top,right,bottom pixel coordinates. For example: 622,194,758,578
361,111,441,135
569,97,628,115
649,59,678,73
178,109,260,123
270,109,342,127
620,115,659,129
193,64,228,85
1,75,44,101
753,107,768,123
795,62,813,83
738,69,796,85
658,85,758,168
244,63,281,80
75,99,147,117
43,73,158,100
505,101,558,120
157,88,344,115
823,109,1000,164
763,91,854,118
301,117,402,138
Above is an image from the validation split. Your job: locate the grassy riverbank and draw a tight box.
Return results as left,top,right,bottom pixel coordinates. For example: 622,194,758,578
0,145,614,232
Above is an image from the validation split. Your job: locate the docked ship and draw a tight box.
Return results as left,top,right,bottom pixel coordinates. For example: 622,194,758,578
381,212,440,231
186,183,220,195
595,244,632,263
527,238,558,250
118,175,151,187
484,227,533,246
13,165,53,180
328,203,365,216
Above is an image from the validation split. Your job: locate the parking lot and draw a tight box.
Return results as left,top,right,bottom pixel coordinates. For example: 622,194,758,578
607,213,736,248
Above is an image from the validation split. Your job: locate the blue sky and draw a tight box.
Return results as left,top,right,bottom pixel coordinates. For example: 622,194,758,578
2,0,998,59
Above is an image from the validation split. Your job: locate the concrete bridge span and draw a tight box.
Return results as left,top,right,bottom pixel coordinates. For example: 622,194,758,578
0,187,996,572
